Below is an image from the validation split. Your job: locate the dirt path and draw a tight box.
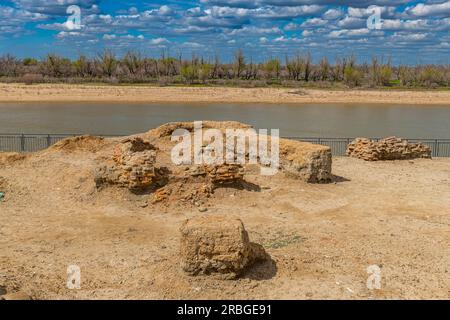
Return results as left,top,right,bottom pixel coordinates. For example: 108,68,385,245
1,84,450,105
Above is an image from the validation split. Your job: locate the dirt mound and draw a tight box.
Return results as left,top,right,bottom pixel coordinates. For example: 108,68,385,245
0,152,26,166
90,122,334,204
151,121,333,183
48,135,106,153
150,121,253,138
180,215,268,279
347,137,432,161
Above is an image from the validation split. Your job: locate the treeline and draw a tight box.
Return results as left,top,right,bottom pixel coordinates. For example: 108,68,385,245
0,50,449,88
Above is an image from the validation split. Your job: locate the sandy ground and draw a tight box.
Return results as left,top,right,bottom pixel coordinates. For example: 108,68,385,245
0,141,449,300
1,83,450,105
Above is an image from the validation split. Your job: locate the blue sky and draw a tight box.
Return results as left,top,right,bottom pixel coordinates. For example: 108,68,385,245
0,0,449,64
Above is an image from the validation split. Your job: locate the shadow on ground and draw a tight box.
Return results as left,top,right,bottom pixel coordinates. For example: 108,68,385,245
331,174,351,183
242,257,278,281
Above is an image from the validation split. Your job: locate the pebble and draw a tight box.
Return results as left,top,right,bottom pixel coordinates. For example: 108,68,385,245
198,207,208,212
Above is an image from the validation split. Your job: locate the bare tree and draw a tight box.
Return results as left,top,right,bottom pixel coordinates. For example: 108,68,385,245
122,51,143,78
97,50,117,78
41,54,72,77
303,53,312,82
233,50,245,79
286,54,302,81
0,54,20,77
0,52,448,88
74,55,94,78
318,57,330,81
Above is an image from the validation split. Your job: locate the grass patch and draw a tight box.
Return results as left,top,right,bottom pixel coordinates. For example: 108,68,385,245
263,234,305,249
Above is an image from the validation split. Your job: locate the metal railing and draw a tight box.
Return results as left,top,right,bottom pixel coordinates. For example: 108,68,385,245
0,133,123,153
0,134,76,153
1,134,450,157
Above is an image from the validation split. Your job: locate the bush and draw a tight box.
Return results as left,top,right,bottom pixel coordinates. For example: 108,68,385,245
0,52,447,89
344,66,362,87
22,73,44,85
23,58,38,66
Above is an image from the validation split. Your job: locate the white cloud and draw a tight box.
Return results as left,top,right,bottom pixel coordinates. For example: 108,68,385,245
391,32,429,42
150,37,169,45
406,1,450,17
228,25,281,35
103,34,116,40
323,8,344,20
1,0,449,63
382,19,432,31
329,28,371,38
348,5,396,18
301,18,328,28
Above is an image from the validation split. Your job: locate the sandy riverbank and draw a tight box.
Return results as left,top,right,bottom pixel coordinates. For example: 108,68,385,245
1,83,449,104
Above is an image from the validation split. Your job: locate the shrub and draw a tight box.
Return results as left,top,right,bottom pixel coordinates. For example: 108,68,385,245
344,66,362,87
0,52,448,89
22,73,44,85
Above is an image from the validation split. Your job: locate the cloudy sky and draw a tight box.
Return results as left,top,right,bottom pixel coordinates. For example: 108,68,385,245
0,0,449,64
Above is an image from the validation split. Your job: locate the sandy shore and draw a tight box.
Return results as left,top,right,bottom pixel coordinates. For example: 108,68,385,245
1,83,449,104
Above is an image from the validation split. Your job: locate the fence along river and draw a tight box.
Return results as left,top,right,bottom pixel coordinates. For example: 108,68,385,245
1,133,449,157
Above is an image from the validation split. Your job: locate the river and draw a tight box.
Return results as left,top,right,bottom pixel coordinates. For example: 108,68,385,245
0,102,449,138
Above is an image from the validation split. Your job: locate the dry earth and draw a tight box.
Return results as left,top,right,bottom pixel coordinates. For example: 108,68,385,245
0,134,449,300
1,83,450,105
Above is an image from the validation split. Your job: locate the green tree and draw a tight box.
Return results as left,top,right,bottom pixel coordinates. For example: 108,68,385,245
344,66,362,87
264,58,281,80
23,58,38,66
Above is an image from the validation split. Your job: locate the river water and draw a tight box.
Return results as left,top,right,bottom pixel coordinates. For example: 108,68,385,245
0,102,449,138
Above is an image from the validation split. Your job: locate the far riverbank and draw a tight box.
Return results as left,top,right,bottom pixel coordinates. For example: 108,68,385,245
1,84,450,105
